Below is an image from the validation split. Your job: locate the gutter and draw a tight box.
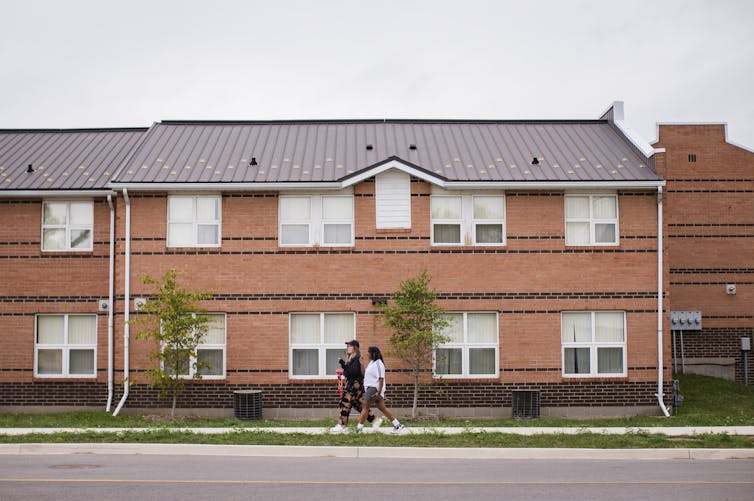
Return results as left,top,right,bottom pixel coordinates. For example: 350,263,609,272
656,186,670,417
105,194,115,412
107,180,665,192
112,188,131,416
0,190,115,198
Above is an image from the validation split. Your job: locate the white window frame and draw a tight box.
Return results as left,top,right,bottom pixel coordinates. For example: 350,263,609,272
41,200,94,252
34,314,97,378
433,312,499,378
289,312,355,379
564,193,619,246
167,195,222,248
321,195,355,247
561,311,627,378
472,195,507,246
279,193,354,247
430,192,506,246
163,313,227,379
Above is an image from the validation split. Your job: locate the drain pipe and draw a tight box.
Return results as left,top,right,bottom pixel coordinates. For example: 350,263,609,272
113,188,131,416
105,194,115,412
656,186,670,417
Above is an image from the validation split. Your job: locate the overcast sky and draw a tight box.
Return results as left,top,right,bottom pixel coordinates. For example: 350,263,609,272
2,0,752,148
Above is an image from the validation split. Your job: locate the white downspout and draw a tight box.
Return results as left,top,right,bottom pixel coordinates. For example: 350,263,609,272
656,186,670,416
113,188,131,416
105,194,115,412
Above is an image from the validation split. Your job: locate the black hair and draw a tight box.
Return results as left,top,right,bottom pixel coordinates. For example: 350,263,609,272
367,346,383,362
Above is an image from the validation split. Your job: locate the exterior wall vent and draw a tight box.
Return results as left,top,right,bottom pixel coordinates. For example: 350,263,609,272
688,153,697,163
512,390,540,419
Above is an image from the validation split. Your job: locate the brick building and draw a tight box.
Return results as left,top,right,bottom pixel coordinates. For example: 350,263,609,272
654,124,754,384
0,103,674,418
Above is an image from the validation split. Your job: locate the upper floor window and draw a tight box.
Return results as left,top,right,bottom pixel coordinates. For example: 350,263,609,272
35,314,96,377
561,311,626,377
42,201,93,251
435,312,499,377
279,194,354,247
289,312,354,377
564,194,618,246
165,314,226,379
167,196,221,247
431,194,505,246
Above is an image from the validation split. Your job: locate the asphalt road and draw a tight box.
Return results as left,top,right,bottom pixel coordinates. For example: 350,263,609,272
1,454,753,501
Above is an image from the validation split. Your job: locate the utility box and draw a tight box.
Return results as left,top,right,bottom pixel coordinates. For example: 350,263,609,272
742,337,751,351
670,311,702,331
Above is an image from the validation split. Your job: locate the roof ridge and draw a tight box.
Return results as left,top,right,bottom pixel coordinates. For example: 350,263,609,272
158,119,609,126
0,127,149,134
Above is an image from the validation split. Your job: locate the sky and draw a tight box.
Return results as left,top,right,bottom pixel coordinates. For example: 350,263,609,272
1,0,753,148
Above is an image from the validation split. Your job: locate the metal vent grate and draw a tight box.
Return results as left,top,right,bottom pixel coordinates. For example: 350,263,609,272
233,390,263,420
512,390,540,419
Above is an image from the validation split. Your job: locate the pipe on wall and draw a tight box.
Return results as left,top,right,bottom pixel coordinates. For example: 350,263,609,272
656,186,670,417
113,189,131,416
105,194,115,412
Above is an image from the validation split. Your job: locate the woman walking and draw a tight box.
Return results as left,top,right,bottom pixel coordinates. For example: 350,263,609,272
357,346,405,433
330,340,379,432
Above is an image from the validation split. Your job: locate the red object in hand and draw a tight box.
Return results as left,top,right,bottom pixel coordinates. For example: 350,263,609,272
336,369,344,395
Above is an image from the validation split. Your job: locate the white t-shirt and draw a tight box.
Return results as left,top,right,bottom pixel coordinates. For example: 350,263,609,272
363,359,386,397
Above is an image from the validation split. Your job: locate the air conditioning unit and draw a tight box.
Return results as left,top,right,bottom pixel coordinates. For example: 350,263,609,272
98,299,110,312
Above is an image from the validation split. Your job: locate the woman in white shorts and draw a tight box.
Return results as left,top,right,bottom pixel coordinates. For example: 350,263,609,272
356,346,405,432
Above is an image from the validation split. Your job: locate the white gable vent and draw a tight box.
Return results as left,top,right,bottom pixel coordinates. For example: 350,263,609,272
375,169,411,229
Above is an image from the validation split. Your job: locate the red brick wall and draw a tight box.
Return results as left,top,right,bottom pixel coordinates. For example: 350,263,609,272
1,180,670,410
654,124,754,383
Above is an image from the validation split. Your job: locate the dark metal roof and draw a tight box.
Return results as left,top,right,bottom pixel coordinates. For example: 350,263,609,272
112,120,659,184
0,128,147,190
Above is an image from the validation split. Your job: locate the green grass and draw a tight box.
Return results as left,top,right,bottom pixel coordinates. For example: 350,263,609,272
1,373,752,448
0,429,752,448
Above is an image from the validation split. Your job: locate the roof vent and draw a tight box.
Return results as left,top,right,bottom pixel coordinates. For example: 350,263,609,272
409,144,417,150
249,157,258,166
26,164,34,173
531,157,539,165
366,144,374,151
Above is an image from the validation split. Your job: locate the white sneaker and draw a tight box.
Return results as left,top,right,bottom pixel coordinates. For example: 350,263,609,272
392,423,405,433
330,424,346,433
371,417,384,429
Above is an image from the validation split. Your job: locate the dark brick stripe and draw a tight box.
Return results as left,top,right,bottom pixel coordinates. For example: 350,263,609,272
1,296,104,302
668,223,754,227
223,194,277,198
0,255,109,260
666,189,753,193
122,249,658,256
670,268,754,274
0,381,673,408
664,178,754,182
668,234,754,238
671,281,754,285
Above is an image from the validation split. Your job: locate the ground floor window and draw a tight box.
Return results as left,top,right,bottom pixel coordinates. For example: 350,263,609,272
289,312,354,377
435,312,498,377
164,314,226,378
561,311,626,377
35,314,96,377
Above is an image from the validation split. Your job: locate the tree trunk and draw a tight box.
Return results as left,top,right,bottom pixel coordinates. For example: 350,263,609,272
412,364,420,419
171,393,177,420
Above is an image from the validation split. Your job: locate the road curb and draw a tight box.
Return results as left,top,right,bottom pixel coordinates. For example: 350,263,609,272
1,443,753,460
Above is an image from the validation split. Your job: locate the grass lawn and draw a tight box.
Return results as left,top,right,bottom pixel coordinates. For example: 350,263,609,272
1,374,752,448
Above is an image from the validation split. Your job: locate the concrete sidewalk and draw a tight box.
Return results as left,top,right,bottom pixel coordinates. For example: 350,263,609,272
1,425,753,436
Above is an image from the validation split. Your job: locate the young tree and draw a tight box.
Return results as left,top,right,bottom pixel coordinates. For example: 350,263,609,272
131,269,212,419
380,269,449,419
